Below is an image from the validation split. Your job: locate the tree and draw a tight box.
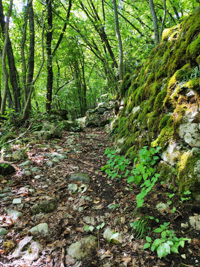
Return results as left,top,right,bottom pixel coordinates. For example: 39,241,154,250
112,0,123,81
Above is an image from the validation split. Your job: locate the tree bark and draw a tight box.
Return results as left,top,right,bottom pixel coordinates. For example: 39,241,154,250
148,0,159,46
1,0,13,115
0,0,21,112
46,0,53,112
112,0,123,81
26,0,35,113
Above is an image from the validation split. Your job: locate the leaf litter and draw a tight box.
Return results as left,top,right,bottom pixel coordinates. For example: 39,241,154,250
0,127,200,266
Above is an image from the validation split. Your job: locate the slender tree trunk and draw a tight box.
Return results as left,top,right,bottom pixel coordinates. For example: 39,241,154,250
46,0,53,112
1,0,13,115
149,0,159,46
0,0,21,112
21,1,30,107
159,0,167,42
112,0,123,81
26,0,35,113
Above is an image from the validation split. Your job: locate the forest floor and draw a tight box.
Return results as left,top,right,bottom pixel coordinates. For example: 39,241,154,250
0,126,200,267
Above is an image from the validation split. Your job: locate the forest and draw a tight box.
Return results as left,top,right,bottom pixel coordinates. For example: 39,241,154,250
0,0,198,120
1,0,200,266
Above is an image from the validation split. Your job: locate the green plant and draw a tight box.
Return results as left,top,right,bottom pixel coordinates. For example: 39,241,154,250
180,190,191,203
190,66,200,79
102,147,130,180
103,146,161,208
143,222,190,258
109,204,119,210
130,216,151,238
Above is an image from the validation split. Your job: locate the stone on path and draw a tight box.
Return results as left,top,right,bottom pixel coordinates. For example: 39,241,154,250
70,172,90,183
30,223,49,236
67,235,97,260
31,199,57,214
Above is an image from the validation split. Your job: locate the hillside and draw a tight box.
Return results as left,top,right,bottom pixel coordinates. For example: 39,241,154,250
113,8,200,198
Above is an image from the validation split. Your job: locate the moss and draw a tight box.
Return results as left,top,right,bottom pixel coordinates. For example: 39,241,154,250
185,77,200,92
119,73,131,98
177,153,200,193
157,161,176,182
153,89,167,111
151,125,174,149
187,34,200,59
159,114,171,131
161,26,178,42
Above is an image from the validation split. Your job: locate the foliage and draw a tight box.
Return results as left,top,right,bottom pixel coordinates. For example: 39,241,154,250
143,222,190,258
103,146,161,207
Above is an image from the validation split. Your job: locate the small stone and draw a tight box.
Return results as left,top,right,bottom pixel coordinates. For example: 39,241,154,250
24,170,31,176
83,216,95,225
0,228,7,236
19,160,32,167
31,167,41,173
13,198,22,204
67,235,97,260
70,173,90,183
30,223,49,236
31,199,57,214
46,161,54,167
7,210,23,221
68,184,78,193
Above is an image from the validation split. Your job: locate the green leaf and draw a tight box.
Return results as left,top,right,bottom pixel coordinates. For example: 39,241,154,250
154,228,163,233
143,173,148,180
143,243,151,250
157,244,166,258
127,176,134,183
146,236,152,242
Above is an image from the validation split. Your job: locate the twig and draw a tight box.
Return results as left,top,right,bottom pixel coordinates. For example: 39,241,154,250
70,157,99,169
60,247,65,267
0,122,33,147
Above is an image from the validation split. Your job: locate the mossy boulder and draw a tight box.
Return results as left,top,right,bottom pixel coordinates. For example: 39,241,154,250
112,9,200,195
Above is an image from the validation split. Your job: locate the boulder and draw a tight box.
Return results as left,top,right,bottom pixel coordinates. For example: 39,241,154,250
67,235,97,260
85,113,101,127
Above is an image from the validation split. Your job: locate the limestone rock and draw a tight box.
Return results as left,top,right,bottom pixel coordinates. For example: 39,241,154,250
30,223,49,236
103,227,123,244
38,130,51,140
189,215,200,230
0,228,7,236
67,235,97,260
70,173,90,183
31,199,57,214
85,113,101,127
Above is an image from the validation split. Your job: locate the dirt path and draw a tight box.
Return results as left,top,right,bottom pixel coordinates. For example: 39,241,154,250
0,128,199,266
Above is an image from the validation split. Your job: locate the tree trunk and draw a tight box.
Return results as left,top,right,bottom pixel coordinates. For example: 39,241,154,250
0,0,21,112
112,0,123,81
26,0,35,114
149,0,159,46
1,0,13,115
46,0,53,112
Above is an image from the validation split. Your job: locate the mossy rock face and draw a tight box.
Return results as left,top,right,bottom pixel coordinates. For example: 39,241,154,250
112,9,200,194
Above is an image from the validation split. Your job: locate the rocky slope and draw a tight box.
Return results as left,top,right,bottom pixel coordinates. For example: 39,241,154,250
113,8,200,199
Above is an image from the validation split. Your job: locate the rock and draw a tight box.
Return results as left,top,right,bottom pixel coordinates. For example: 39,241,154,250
83,216,95,225
68,184,78,193
13,198,22,204
46,161,54,167
19,160,32,167
0,228,7,236
7,210,23,221
0,162,15,175
67,235,97,260
38,130,51,140
24,170,31,176
12,149,27,161
61,120,83,132
161,141,181,166
179,122,200,147
156,203,170,214
31,199,57,214
85,113,101,127
189,215,200,230
30,223,49,236
70,173,90,183
31,167,41,173
103,227,123,244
